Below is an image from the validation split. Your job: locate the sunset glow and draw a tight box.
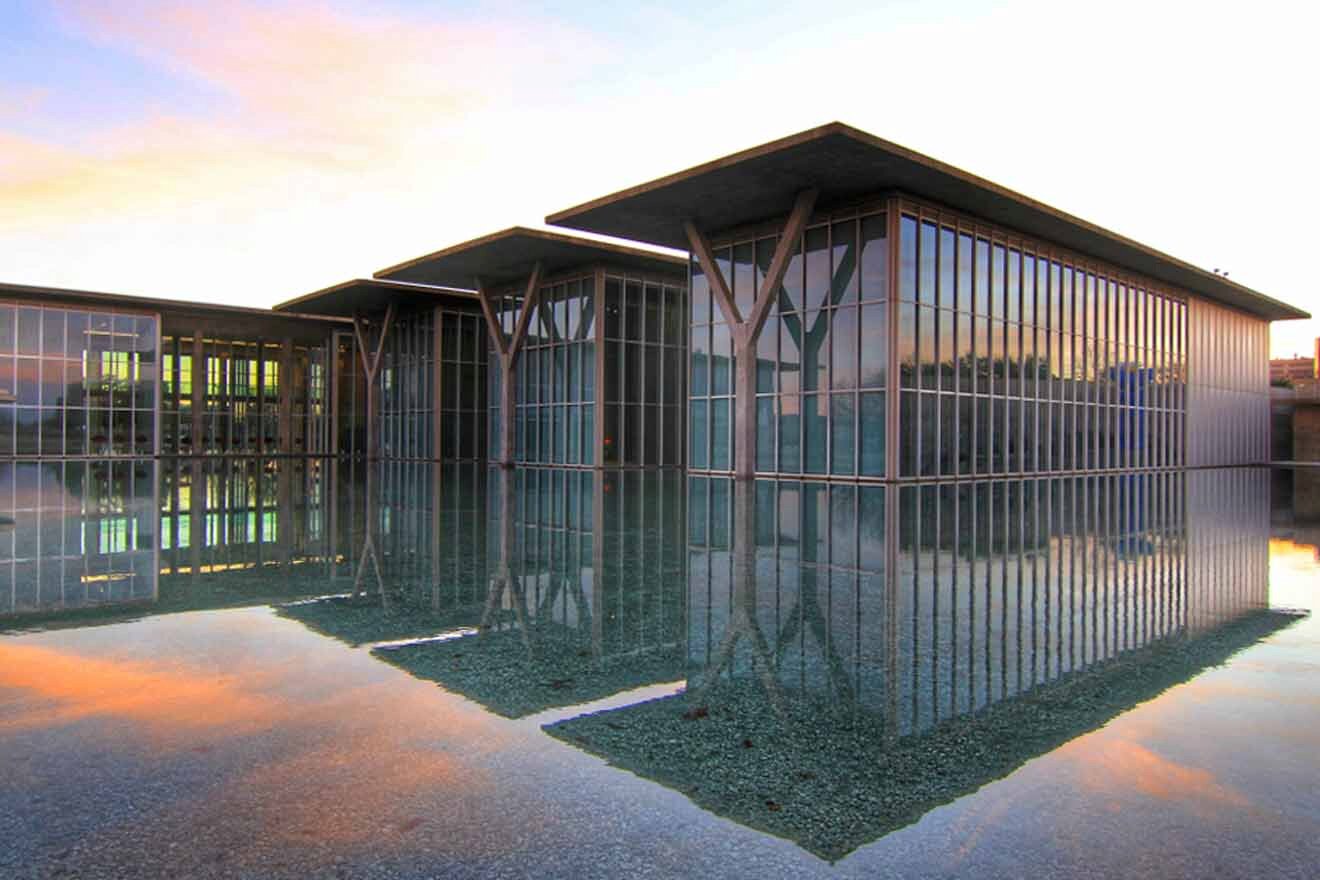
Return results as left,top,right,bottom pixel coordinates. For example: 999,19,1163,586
2,0,1315,352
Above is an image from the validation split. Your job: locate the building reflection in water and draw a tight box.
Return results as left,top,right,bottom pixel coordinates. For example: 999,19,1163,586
687,470,1268,738
0,459,157,615
368,465,688,718
548,466,1283,860
0,453,1287,860
0,457,353,620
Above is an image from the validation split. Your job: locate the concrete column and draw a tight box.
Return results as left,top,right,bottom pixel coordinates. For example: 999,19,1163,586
684,188,817,480
476,264,543,469
279,337,294,454
734,339,758,479
255,342,265,456
500,356,517,467
191,333,204,454
432,309,444,462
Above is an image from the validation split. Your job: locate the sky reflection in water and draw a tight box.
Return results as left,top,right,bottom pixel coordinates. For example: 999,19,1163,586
0,459,1316,878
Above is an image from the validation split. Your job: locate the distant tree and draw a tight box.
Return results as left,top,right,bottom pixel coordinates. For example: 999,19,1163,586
1271,376,1295,389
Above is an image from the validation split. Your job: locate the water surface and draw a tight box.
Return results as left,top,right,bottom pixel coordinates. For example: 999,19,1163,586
1,460,1316,878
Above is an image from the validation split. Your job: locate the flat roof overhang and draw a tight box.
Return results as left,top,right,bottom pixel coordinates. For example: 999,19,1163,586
1,281,350,342
373,226,686,290
274,278,480,317
547,122,1309,322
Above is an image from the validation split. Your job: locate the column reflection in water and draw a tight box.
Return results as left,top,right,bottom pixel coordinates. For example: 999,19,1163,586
688,469,1267,736
158,457,334,583
365,465,687,718
0,459,157,615
476,466,688,664
551,467,1277,860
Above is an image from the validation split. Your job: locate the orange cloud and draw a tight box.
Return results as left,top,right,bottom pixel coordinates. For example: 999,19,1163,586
1058,732,1251,821
0,642,282,736
0,2,622,310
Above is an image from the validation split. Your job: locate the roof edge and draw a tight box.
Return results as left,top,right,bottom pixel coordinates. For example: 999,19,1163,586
545,122,1310,322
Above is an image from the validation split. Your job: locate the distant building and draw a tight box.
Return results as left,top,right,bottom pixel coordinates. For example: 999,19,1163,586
1271,353,1317,384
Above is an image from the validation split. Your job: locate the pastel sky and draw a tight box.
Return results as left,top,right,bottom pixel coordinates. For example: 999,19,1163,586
2,0,1316,356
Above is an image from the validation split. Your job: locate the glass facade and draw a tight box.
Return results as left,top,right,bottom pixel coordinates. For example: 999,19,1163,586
688,199,1212,480
489,269,686,468
602,273,686,467
160,335,330,455
378,308,487,461
690,211,889,476
896,205,1188,478
687,468,1264,737
514,275,597,466
1187,297,1271,466
0,303,157,458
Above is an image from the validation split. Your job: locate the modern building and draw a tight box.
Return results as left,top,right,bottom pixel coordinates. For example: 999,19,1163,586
1,121,1311,622
370,227,687,469
547,122,1308,479
0,281,348,459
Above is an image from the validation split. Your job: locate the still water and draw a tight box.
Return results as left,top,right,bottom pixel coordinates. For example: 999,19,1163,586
0,460,1316,879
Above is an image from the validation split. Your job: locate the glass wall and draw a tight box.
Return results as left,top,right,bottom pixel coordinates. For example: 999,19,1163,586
436,310,487,460
379,308,487,461
896,205,1188,477
512,275,597,466
689,211,888,476
0,459,157,614
490,269,685,468
1187,297,1270,466
602,273,686,467
0,303,157,458
380,311,434,460
159,336,330,455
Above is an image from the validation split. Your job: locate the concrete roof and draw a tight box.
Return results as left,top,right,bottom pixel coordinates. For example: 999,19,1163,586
1,281,349,341
374,226,686,290
546,122,1309,322
274,278,479,316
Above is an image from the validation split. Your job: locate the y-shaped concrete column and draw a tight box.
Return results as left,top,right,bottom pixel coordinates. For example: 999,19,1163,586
684,189,818,479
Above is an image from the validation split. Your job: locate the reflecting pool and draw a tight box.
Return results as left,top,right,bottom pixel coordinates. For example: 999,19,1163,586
1,460,1316,878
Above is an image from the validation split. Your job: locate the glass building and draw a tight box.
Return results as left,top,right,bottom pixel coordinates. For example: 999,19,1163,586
546,122,1303,480
0,122,1308,624
373,227,687,469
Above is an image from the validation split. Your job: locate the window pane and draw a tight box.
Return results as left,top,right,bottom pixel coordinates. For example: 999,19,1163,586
832,306,857,390
805,226,829,312
831,393,855,475
733,242,755,318
900,215,918,302
861,304,887,389
860,214,888,302
804,393,826,474
831,220,858,307
919,220,937,304
860,391,885,476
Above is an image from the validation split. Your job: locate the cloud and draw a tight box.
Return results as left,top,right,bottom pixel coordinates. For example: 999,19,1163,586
0,641,282,736
0,2,607,302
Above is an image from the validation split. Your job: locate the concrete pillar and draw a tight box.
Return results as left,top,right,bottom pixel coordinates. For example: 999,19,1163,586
191,333,204,454
500,357,517,466
734,339,758,479
432,309,444,462
476,264,543,469
684,188,817,480
279,337,294,454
